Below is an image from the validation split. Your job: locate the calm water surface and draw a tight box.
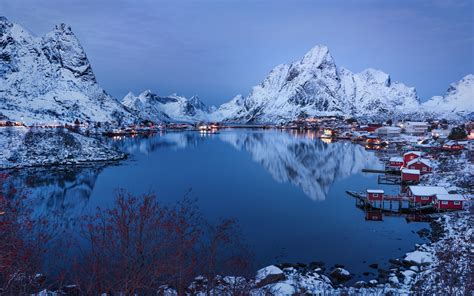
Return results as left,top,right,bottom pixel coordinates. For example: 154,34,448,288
13,129,429,280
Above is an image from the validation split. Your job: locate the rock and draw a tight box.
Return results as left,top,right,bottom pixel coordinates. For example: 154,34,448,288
329,267,352,283
334,264,345,268
309,261,325,268
353,281,367,288
403,250,434,266
409,265,419,272
255,265,286,288
389,258,403,266
369,279,378,286
369,263,378,269
267,282,296,295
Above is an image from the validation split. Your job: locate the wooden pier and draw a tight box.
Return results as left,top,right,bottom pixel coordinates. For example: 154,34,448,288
362,168,400,175
345,190,426,213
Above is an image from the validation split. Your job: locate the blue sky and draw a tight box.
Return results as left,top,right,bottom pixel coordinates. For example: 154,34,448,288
1,0,473,106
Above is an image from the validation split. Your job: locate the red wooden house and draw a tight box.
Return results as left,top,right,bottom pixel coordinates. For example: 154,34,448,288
367,189,384,201
401,168,420,183
406,158,432,174
403,151,422,166
407,186,448,204
388,157,404,168
434,194,465,211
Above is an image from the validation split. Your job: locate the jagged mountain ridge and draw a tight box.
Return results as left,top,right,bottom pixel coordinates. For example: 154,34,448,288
121,90,211,123
421,74,474,120
0,17,136,125
212,45,426,123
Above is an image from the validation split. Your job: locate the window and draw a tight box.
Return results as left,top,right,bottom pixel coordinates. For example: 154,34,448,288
441,201,448,205
454,201,461,205
421,196,429,200
373,194,378,197
422,167,427,171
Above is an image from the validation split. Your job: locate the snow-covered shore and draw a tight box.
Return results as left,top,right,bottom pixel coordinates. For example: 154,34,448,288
0,127,125,169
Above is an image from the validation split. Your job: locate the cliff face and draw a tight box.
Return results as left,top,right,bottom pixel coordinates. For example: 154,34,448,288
0,17,135,125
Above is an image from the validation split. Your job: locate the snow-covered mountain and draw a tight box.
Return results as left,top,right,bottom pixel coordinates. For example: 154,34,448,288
212,45,421,123
0,17,135,125
121,90,211,123
422,74,474,120
212,45,470,123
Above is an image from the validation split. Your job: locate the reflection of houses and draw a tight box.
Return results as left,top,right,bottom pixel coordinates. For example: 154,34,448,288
407,186,448,205
365,210,383,221
434,194,465,211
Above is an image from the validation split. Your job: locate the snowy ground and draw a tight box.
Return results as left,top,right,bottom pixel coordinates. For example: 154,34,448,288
0,126,125,169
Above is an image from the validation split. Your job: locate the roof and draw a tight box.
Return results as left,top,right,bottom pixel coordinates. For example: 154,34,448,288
367,189,384,194
376,126,401,132
389,157,403,162
407,158,431,167
409,186,448,196
404,151,422,156
402,168,420,175
435,194,465,201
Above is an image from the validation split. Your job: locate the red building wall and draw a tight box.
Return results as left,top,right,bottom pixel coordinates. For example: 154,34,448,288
401,173,419,182
367,192,383,201
435,200,463,210
407,162,431,174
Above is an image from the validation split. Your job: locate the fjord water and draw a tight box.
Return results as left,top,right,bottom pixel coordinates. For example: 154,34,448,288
16,129,429,280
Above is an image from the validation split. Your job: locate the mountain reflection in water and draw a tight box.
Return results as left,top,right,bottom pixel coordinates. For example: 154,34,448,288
112,129,383,201
5,129,428,281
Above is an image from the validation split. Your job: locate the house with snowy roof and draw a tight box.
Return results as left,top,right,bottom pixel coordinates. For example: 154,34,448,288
403,151,422,166
434,194,465,211
401,168,420,184
388,156,404,168
406,158,432,174
375,126,401,138
407,186,448,204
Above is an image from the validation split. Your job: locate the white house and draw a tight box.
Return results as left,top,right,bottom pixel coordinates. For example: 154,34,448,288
375,126,401,138
401,122,429,136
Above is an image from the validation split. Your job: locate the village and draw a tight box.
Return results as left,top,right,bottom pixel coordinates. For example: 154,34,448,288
1,116,472,215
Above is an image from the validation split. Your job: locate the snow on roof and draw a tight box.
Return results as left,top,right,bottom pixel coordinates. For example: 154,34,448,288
389,157,403,162
407,158,431,167
376,126,401,132
404,151,422,156
435,194,465,201
409,186,448,196
367,189,384,194
402,168,420,175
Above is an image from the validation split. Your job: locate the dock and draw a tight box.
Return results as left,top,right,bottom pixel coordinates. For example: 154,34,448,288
362,168,400,175
345,191,410,202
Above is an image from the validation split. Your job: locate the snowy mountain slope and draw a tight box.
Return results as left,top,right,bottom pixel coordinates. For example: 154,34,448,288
0,127,125,169
421,74,474,120
0,17,136,125
211,45,470,123
121,90,211,123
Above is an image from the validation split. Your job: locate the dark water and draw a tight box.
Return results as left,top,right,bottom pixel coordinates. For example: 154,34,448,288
11,129,429,281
